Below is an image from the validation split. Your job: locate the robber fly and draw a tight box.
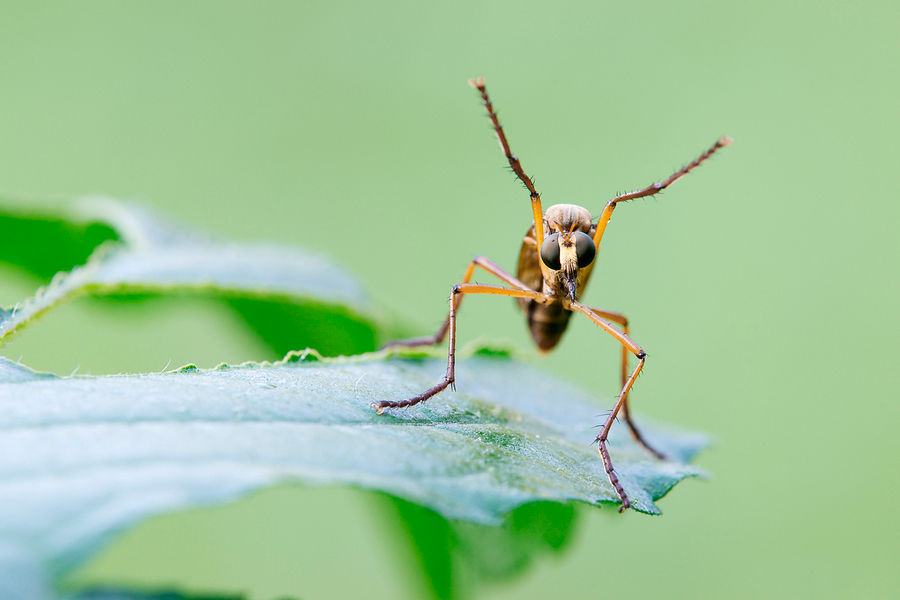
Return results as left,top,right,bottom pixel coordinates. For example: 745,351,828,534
374,77,731,512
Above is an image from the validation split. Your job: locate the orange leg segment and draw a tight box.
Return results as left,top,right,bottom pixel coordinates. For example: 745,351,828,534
381,256,533,350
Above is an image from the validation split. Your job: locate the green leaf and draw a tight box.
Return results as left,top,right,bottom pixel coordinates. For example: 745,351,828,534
0,211,118,281
0,197,382,356
0,348,705,599
0,198,708,599
385,495,580,600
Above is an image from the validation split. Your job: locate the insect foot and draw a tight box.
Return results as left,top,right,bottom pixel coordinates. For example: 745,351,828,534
372,376,455,414
595,432,632,512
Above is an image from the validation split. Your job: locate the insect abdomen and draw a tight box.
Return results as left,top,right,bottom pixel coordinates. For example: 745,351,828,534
526,300,573,351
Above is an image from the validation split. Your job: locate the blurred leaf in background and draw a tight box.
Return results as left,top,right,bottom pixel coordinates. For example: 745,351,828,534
0,198,384,359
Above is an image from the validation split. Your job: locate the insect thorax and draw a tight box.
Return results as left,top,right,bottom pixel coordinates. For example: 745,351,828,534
543,204,593,234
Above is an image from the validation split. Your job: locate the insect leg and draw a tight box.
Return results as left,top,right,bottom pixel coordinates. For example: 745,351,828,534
373,283,548,414
469,77,546,249
382,256,534,349
586,306,665,460
592,136,733,248
569,300,649,512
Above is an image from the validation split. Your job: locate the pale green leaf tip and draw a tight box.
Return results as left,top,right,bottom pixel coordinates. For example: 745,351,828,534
0,356,57,382
279,348,323,364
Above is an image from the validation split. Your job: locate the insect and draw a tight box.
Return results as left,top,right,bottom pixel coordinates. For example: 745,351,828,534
374,77,731,512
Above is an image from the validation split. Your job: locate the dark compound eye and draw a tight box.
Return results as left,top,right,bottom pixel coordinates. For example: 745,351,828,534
573,231,596,268
540,233,561,270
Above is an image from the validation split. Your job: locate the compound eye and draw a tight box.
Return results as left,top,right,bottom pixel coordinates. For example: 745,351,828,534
573,231,596,268
540,233,561,270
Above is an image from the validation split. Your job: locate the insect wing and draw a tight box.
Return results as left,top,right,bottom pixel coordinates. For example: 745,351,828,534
515,225,543,312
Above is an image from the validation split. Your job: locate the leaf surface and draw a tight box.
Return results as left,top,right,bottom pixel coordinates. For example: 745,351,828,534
0,348,706,599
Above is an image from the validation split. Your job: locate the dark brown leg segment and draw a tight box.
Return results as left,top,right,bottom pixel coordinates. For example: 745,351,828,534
374,283,548,414
469,76,547,247
595,355,646,513
587,306,665,461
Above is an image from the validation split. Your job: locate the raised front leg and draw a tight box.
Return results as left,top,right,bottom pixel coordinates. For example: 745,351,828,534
469,77,548,263
592,136,733,249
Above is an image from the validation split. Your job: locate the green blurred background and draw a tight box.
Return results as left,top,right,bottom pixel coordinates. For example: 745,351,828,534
1,1,898,598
